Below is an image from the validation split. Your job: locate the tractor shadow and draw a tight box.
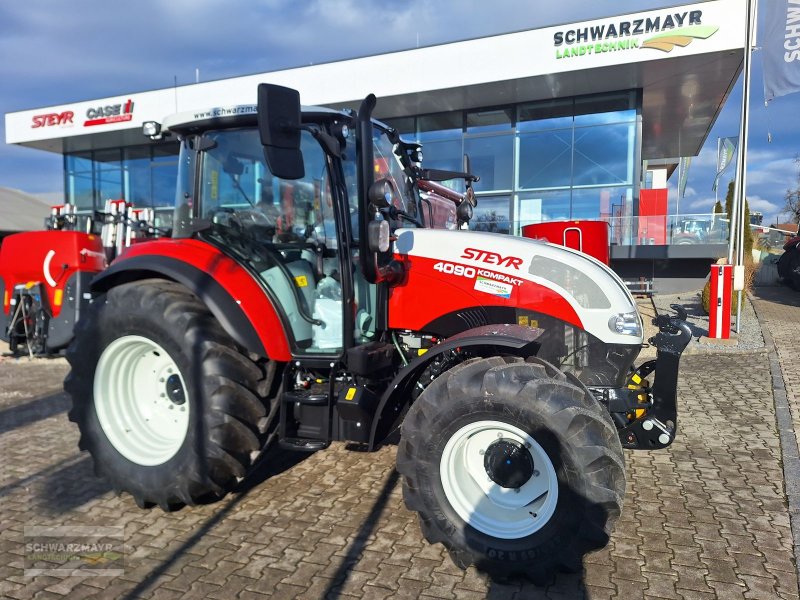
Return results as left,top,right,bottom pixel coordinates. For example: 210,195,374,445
321,435,598,599
487,572,588,599
0,391,69,435
317,467,591,600
36,456,113,514
752,284,800,309
120,446,308,600
320,468,399,599
234,444,310,496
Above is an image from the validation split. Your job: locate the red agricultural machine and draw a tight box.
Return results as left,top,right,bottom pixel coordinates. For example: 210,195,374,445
0,229,105,356
0,201,158,356
6,84,691,580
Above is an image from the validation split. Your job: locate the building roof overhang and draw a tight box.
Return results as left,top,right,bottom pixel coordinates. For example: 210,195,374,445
5,0,744,162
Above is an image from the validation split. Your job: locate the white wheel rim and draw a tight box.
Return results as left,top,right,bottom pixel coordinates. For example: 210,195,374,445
94,335,190,466
439,420,558,539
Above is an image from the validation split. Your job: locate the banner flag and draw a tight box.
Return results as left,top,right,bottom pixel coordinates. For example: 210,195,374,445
712,137,738,192
763,0,800,101
678,157,692,199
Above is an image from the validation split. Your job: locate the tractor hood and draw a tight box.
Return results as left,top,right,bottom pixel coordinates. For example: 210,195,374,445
392,228,642,346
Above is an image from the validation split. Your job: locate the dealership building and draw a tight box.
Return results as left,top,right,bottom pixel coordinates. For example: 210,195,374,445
4,0,745,289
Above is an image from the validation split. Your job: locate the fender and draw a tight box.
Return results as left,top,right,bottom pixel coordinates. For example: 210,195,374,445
91,239,291,361
368,324,543,449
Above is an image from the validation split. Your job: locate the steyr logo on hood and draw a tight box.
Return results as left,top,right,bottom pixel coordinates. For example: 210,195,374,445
461,248,523,270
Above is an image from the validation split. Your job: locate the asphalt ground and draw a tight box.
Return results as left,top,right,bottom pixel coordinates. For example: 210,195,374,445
1,285,799,599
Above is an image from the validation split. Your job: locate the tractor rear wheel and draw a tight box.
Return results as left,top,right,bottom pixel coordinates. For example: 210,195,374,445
65,280,270,510
396,356,625,581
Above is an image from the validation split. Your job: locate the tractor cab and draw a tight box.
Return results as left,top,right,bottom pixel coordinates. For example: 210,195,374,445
153,108,392,358
147,90,475,363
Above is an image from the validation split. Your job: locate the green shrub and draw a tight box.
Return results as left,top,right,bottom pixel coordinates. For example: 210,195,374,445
700,258,758,314
701,279,742,314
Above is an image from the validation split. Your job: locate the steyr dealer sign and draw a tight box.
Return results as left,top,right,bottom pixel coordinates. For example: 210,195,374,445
553,9,719,59
31,99,135,129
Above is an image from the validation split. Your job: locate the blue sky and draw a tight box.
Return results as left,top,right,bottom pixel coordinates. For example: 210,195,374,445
0,0,797,225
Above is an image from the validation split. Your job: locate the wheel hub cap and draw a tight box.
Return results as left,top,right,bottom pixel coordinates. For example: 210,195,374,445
165,373,186,405
439,420,558,539
484,439,534,489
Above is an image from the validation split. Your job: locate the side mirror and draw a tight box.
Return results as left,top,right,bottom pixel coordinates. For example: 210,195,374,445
367,220,390,253
456,198,474,224
257,83,304,180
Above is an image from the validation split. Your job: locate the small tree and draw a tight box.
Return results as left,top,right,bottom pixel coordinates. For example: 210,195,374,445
786,155,800,225
723,180,753,252
724,180,734,220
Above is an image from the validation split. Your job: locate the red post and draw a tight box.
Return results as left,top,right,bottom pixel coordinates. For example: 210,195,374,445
708,264,732,339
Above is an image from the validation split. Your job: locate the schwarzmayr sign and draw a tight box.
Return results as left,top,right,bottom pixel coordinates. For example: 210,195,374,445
554,9,719,58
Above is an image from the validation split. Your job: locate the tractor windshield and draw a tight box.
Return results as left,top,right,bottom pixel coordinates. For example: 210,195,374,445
340,126,419,231
188,127,337,249
373,128,418,218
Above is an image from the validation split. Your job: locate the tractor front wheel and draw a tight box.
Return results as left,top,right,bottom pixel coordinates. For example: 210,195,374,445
396,356,625,581
65,280,270,510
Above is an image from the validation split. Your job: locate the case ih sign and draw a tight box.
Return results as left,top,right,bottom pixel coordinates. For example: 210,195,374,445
84,99,135,127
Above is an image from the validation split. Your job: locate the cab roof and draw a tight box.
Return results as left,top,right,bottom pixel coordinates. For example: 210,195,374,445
161,104,349,135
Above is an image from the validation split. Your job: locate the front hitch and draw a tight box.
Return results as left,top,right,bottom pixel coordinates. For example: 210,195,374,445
607,305,692,450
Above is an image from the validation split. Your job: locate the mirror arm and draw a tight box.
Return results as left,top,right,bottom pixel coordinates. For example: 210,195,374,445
295,124,341,158
386,206,423,228
415,167,480,183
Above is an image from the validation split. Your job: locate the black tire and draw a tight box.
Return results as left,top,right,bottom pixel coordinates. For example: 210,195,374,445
790,248,800,290
396,356,625,582
777,248,792,283
65,279,272,510
778,246,800,289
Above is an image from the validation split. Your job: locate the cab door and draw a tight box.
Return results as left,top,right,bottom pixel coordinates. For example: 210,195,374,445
199,128,345,354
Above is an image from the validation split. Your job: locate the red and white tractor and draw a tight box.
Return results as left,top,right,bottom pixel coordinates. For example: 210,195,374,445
60,84,690,580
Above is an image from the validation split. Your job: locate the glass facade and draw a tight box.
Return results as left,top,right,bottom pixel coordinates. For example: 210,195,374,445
62,90,639,242
64,142,179,227
385,90,639,238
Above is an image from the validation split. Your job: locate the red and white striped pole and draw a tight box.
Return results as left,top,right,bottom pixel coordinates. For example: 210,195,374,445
708,264,733,339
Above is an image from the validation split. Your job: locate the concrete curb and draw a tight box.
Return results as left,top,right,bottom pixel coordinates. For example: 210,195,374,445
750,292,800,586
